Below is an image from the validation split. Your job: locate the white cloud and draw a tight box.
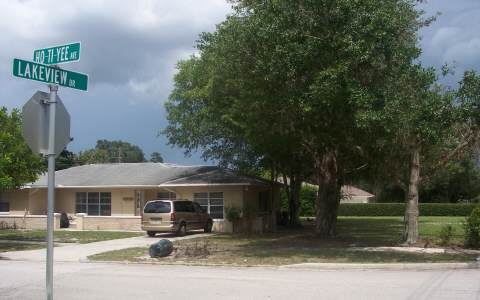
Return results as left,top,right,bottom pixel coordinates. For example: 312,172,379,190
444,38,480,66
0,0,231,85
430,27,462,49
0,0,230,164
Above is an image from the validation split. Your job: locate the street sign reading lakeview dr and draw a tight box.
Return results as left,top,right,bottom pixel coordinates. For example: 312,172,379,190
33,42,80,65
13,58,88,91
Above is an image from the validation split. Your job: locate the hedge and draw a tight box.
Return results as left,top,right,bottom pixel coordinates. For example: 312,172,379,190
337,203,479,216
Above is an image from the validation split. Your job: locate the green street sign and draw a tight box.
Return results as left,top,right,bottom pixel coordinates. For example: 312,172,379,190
13,58,88,91
33,42,81,65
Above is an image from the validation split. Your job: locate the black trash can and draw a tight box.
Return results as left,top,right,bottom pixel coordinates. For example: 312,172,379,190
149,239,173,258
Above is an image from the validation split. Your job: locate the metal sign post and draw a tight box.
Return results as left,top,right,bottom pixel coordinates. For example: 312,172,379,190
46,84,57,300
13,41,86,300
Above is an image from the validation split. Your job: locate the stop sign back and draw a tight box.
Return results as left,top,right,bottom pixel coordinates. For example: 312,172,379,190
22,90,71,156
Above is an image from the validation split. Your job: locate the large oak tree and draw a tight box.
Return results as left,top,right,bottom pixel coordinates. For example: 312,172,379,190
165,0,428,235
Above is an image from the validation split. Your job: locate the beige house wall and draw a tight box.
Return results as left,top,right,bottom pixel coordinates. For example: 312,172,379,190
0,214,61,230
75,214,141,231
28,189,48,214
56,189,75,213
0,189,30,214
144,189,158,202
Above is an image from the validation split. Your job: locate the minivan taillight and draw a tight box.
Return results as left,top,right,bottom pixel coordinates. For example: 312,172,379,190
170,212,176,222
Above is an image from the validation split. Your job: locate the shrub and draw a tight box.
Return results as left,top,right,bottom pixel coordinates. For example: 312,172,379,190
338,203,404,216
337,203,477,217
464,207,480,248
225,207,241,223
281,184,317,217
225,207,242,233
420,203,476,216
299,185,316,216
439,224,455,246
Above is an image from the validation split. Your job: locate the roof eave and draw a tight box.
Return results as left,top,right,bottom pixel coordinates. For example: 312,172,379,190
159,183,256,187
26,185,163,189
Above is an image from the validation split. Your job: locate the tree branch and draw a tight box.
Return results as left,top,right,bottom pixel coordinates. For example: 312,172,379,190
420,130,480,184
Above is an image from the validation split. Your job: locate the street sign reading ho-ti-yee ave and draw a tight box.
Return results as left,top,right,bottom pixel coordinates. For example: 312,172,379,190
13,58,88,91
33,42,80,65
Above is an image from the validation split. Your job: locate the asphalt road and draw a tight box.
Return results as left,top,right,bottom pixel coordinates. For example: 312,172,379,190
0,260,479,300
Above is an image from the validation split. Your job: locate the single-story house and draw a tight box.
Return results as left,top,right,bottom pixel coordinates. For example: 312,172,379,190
0,163,279,233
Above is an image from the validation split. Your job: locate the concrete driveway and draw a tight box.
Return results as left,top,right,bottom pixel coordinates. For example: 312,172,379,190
1,232,211,262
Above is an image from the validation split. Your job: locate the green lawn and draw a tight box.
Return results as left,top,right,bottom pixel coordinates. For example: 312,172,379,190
0,241,45,252
0,230,143,244
0,230,143,252
88,216,478,264
335,216,466,247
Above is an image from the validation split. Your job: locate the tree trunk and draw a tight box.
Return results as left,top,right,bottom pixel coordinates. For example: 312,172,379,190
404,144,420,244
288,175,302,226
315,150,341,237
281,173,302,227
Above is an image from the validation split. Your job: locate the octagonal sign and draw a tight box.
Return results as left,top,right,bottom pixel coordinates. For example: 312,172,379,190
22,91,71,157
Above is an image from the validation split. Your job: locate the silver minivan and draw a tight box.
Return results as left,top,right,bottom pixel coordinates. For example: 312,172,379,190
141,199,213,237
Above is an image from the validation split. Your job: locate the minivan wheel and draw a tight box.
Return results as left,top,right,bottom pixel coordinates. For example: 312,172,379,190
204,220,213,233
147,231,156,237
177,223,187,236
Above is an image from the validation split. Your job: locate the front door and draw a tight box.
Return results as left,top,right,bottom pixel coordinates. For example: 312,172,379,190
135,190,146,216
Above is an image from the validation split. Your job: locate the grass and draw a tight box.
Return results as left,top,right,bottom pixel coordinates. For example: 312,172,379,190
0,230,143,252
0,229,143,244
88,216,478,265
89,247,147,262
418,216,465,246
0,241,45,252
335,216,466,247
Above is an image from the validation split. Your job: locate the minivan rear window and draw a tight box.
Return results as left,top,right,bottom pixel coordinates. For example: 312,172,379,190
174,201,195,213
144,201,171,213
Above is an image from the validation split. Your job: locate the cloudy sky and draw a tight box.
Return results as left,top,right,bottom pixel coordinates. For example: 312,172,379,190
1,0,479,165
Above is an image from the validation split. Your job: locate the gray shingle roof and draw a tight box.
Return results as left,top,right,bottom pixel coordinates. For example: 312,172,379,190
161,169,272,186
27,163,272,188
341,185,374,197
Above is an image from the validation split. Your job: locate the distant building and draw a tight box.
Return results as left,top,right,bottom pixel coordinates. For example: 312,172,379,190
276,177,375,203
340,185,375,203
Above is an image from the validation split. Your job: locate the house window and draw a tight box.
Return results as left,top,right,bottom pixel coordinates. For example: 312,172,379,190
157,191,176,200
0,202,9,212
75,192,111,216
194,192,224,219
